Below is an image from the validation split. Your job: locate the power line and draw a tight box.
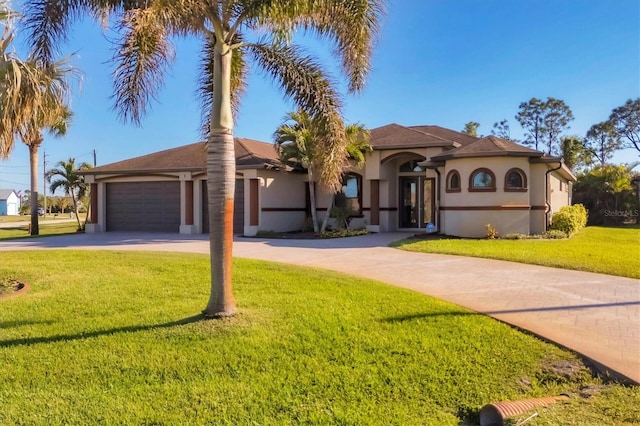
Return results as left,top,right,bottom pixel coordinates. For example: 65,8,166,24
0,179,28,186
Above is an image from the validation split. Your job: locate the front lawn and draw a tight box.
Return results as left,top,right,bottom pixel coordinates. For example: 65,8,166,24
393,226,640,279
0,222,81,240
0,251,637,425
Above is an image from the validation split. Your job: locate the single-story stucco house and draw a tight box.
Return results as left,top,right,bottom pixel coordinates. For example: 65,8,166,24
0,189,20,216
82,124,575,238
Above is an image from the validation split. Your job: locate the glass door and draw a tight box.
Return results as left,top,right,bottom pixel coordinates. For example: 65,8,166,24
400,177,435,229
400,177,418,228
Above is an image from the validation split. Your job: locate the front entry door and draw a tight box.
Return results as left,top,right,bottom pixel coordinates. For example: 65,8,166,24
399,177,435,229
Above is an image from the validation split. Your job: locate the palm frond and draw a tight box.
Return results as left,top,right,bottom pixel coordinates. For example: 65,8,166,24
250,42,348,191
0,51,77,157
111,6,175,125
248,41,342,118
251,0,384,93
21,0,97,64
345,123,371,168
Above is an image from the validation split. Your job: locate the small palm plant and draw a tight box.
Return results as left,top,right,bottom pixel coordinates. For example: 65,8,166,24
46,157,92,231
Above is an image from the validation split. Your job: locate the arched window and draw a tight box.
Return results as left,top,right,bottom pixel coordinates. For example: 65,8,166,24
469,168,496,192
504,168,527,191
399,160,424,172
446,170,461,193
335,173,363,215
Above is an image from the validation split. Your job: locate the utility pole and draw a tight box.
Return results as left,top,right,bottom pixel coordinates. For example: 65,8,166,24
93,149,97,167
43,151,47,217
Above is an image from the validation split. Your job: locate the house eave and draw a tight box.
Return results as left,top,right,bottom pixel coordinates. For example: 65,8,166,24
430,151,541,161
372,142,460,151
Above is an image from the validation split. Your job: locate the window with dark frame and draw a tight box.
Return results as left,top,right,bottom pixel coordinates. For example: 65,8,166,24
446,170,461,193
335,173,363,215
504,168,527,191
469,168,496,192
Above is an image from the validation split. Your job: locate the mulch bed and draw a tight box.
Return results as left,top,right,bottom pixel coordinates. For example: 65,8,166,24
0,278,28,299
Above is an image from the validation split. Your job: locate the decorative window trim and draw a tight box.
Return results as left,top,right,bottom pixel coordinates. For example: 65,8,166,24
504,168,528,192
468,168,496,192
445,169,461,193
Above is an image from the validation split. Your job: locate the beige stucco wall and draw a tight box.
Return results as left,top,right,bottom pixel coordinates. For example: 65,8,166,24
253,169,307,233
439,157,535,237
444,210,531,238
441,157,533,207
549,173,571,216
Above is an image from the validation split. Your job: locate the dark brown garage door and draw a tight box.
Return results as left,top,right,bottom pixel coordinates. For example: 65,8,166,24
202,180,245,234
106,182,181,232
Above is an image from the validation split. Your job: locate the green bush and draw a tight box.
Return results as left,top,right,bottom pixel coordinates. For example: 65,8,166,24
503,233,528,240
550,204,588,236
542,230,568,239
319,228,369,239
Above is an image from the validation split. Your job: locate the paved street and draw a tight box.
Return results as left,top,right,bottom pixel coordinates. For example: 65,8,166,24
0,231,638,384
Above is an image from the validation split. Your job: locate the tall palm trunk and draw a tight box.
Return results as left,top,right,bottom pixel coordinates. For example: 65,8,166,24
70,192,82,230
203,40,236,318
28,140,42,235
320,194,334,233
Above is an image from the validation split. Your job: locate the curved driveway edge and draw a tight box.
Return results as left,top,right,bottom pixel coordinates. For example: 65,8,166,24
0,231,638,384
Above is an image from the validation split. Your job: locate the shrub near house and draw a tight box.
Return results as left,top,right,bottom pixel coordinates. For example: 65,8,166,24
550,204,588,236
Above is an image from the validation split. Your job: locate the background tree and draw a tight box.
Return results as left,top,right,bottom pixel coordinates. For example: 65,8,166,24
1,3,77,235
46,157,92,230
24,0,384,317
540,97,573,155
583,121,622,165
462,121,480,137
609,98,640,153
515,97,546,150
515,97,573,154
491,119,516,142
560,135,590,171
573,164,639,225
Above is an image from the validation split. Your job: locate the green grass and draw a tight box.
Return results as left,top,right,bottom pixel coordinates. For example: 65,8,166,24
0,251,637,425
393,226,640,279
0,222,81,240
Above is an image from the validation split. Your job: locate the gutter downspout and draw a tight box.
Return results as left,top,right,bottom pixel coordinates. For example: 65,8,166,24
434,167,441,233
545,160,564,230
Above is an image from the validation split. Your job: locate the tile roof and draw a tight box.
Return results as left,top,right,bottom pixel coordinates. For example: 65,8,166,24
429,135,544,160
409,125,479,146
84,138,279,175
369,123,465,149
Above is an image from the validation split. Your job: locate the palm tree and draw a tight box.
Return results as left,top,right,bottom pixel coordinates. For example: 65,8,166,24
275,112,371,234
46,157,92,231
320,122,371,232
0,3,77,235
23,0,383,317
274,111,322,233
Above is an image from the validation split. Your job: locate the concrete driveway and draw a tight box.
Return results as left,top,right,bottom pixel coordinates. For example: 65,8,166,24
0,231,638,384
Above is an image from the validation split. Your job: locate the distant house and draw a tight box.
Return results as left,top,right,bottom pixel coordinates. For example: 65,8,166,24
81,124,575,238
0,189,20,216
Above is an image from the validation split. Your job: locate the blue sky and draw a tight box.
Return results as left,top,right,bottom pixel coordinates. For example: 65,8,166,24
1,0,639,194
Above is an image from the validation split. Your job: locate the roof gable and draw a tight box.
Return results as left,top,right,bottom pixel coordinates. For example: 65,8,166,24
409,125,478,146
370,123,461,149
430,135,543,160
0,189,17,200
